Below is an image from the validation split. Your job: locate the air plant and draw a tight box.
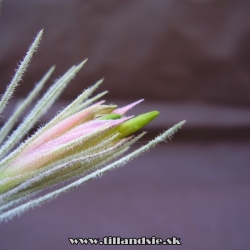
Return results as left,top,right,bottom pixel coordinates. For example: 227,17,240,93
0,30,185,223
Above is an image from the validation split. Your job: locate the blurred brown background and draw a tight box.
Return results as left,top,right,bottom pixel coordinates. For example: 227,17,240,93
0,0,250,249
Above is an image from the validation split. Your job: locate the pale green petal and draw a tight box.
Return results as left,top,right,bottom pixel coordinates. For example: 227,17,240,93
0,30,43,115
0,60,87,164
0,66,55,145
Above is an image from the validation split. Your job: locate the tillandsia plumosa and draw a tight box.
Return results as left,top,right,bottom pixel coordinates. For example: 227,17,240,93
0,30,185,223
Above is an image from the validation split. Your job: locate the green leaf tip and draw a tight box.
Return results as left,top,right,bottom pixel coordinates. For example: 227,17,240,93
98,114,122,120
116,111,159,138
